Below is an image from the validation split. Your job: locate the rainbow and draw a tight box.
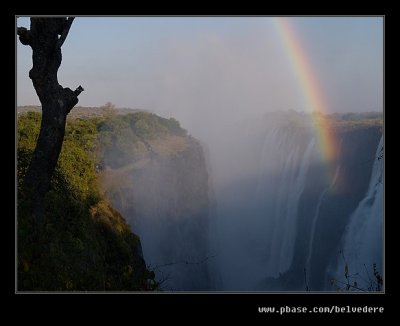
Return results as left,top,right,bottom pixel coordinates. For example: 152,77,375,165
273,17,339,171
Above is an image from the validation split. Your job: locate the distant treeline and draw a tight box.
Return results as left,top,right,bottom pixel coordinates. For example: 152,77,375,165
17,104,144,120
330,112,383,121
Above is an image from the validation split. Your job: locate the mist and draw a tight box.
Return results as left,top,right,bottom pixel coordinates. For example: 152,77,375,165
17,16,384,180
17,17,383,291
17,17,383,120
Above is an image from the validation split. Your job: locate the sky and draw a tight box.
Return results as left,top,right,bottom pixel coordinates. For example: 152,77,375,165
16,16,383,134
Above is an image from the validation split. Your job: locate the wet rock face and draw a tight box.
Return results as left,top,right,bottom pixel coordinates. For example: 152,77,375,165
258,125,382,291
99,115,212,291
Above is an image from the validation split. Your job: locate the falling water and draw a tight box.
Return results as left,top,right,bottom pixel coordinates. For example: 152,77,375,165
305,164,341,273
333,136,383,290
267,137,316,275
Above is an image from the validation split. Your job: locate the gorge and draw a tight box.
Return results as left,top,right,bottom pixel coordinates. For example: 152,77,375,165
17,107,383,291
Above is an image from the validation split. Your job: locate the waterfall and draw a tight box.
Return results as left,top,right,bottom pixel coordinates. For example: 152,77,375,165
279,138,315,272
333,136,383,290
306,164,341,273
209,114,382,291
253,126,316,278
267,138,316,276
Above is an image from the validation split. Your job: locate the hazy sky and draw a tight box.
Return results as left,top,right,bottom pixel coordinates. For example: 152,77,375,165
17,16,383,127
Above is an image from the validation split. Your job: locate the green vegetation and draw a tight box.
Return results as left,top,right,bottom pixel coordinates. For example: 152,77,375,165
98,111,186,140
97,112,187,169
17,112,159,291
329,112,383,131
265,110,383,132
17,109,189,290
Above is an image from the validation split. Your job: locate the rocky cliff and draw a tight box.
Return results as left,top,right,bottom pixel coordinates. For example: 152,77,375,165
17,111,157,291
97,112,212,290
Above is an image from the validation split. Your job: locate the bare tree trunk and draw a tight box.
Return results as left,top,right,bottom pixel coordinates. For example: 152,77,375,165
18,17,83,224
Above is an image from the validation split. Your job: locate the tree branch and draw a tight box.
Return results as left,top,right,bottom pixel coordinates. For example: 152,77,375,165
332,278,367,292
154,254,216,270
17,27,31,46
74,85,84,96
20,17,79,224
304,268,309,291
55,17,75,50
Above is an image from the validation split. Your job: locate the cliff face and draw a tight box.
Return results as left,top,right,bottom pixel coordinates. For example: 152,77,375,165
255,118,383,291
17,112,156,291
97,112,212,290
205,111,383,291
290,125,383,290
